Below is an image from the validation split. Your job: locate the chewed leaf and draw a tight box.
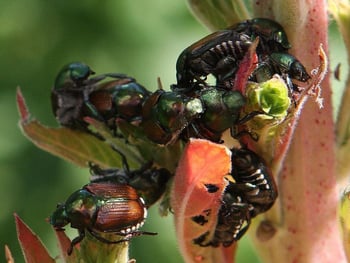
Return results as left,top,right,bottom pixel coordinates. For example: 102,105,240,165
171,139,235,263
17,88,125,168
14,214,55,263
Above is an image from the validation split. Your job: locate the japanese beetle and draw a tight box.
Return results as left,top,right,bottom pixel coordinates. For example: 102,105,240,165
50,183,156,255
90,162,172,207
141,89,203,144
173,30,252,92
230,147,278,217
182,87,247,142
87,78,150,130
251,52,311,92
193,188,251,247
193,147,277,247
51,62,146,131
51,62,95,128
173,18,291,92
232,18,291,55
53,62,94,90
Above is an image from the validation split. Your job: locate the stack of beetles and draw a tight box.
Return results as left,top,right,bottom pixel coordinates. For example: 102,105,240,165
50,18,310,254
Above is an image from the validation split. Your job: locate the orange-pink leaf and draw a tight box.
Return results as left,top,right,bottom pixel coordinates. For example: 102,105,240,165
14,213,55,263
171,139,235,263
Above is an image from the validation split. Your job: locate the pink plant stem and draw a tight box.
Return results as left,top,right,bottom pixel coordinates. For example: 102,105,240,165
251,0,347,262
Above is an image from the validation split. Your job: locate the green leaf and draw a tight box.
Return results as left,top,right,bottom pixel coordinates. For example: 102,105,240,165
17,88,129,169
340,186,350,260
246,77,291,118
188,0,251,30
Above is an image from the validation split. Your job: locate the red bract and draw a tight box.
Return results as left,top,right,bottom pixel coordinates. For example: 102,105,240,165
14,214,55,263
171,139,235,263
234,38,259,94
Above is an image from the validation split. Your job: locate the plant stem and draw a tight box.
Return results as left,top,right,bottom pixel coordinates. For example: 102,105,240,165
250,0,348,262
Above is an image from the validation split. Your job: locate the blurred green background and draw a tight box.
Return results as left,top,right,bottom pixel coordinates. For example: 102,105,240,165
0,1,347,263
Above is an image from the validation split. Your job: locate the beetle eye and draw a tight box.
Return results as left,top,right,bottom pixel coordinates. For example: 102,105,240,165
291,61,307,81
275,32,283,44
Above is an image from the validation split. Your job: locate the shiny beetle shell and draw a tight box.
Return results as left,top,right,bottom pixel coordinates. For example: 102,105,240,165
51,183,146,232
88,79,150,126
51,62,95,128
251,52,310,92
50,183,155,255
231,18,291,54
89,163,173,207
53,62,94,91
141,89,203,144
182,87,246,142
51,62,147,130
231,147,278,217
174,30,252,91
84,183,146,231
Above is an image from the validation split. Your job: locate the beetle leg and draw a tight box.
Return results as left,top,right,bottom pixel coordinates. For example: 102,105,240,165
88,162,130,184
237,110,264,125
104,73,135,82
229,110,263,141
88,229,157,245
82,92,105,122
89,229,129,244
225,201,251,241
68,229,85,255
109,144,130,173
130,161,154,180
230,127,259,142
121,230,158,237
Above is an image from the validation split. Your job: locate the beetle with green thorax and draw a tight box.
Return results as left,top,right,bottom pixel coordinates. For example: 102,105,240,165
50,183,156,255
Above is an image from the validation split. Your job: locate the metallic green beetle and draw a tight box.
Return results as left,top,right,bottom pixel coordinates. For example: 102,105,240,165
51,62,148,131
141,89,203,144
50,183,156,255
251,52,311,92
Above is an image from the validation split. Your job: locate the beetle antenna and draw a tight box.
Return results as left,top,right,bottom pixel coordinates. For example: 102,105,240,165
109,144,130,173
157,77,163,90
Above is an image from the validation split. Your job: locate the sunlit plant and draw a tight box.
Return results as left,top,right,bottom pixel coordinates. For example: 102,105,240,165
7,0,350,263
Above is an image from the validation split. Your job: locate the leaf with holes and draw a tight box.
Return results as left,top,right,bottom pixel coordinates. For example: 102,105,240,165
171,139,235,263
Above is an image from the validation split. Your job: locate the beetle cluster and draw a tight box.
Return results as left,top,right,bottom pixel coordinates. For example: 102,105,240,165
50,18,309,252
172,18,310,93
52,19,309,146
193,147,278,247
51,62,250,144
